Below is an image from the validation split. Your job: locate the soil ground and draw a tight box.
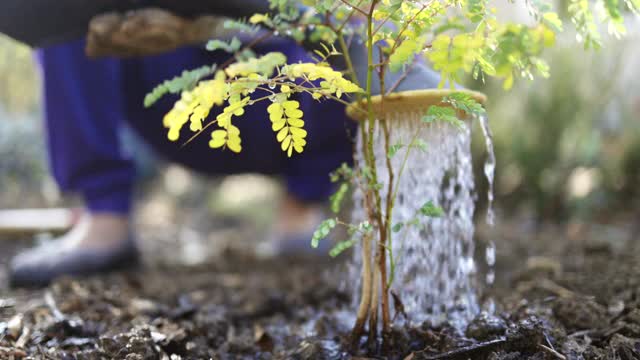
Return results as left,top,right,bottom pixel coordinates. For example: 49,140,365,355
0,184,639,359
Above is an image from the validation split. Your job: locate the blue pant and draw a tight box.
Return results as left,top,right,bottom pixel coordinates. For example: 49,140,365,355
38,39,355,213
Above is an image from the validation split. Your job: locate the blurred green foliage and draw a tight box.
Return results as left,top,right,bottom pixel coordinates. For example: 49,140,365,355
0,35,39,114
473,35,640,222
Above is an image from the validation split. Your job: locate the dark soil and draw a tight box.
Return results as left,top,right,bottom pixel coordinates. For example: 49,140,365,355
1,218,639,360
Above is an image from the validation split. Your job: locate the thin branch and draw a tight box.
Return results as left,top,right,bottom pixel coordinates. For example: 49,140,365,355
373,10,395,35
377,45,392,333
386,59,417,94
538,344,567,360
338,0,369,16
181,119,219,148
336,0,364,33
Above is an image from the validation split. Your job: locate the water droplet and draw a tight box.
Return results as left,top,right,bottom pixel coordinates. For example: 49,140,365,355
486,271,495,285
345,5,353,10
485,241,495,266
478,115,496,226
268,83,276,90
268,95,277,102
485,241,496,286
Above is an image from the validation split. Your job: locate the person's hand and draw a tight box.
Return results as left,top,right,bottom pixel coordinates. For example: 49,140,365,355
86,8,225,58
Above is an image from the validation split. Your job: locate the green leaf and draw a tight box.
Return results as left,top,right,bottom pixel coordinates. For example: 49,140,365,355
144,65,214,108
603,0,624,22
419,201,444,217
330,163,353,183
225,52,287,77
392,222,404,233
412,139,428,153
443,92,485,116
206,37,242,53
236,49,257,62
311,218,337,248
542,12,563,32
568,0,602,49
329,238,358,257
389,36,426,72
223,19,260,34
422,105,465,129
388,143,404,158
466,0,488,23
330,183,349,213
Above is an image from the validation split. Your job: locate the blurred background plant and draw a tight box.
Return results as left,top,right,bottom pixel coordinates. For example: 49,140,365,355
0,35,48,209
470,15,640,227
0,34,39,113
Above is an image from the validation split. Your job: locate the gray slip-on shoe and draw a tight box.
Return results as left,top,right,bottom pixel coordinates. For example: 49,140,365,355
9,237,140,288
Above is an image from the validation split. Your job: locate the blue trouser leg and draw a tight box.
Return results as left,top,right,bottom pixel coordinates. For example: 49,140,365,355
38,40,134,213
39,39,355,210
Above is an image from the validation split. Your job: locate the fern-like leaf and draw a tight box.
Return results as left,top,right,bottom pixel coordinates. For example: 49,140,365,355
144,66,214,108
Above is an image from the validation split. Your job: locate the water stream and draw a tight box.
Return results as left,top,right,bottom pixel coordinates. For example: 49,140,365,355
479,115,496,227
347,110,495,330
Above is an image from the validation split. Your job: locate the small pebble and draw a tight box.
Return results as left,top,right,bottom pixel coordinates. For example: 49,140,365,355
607,300,625,317
129,298,158,315
7,314,23,339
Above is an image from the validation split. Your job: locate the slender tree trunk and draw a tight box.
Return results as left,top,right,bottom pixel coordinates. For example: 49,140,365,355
351,231,374,346
379,240,391,334
368,262,380,349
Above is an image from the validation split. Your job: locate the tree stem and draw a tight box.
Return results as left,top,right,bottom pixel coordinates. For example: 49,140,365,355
351,231,373,346
368,264,380,349
378,46,392,336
